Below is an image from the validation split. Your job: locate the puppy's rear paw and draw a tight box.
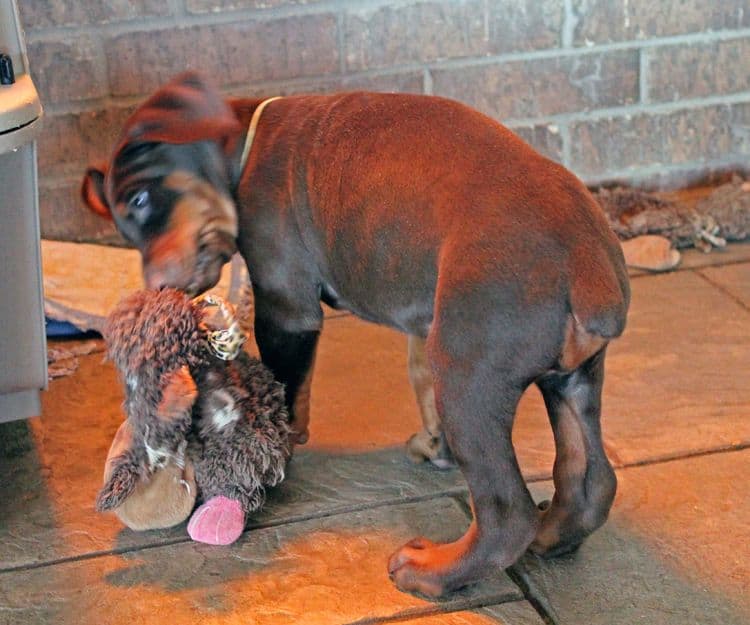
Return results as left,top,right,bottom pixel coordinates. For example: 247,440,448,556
406,430,456,470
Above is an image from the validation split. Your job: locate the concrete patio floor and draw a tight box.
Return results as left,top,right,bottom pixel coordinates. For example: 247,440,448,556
1,243,750,625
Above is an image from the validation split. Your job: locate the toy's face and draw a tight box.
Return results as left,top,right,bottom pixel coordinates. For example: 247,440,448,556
104,289,204,376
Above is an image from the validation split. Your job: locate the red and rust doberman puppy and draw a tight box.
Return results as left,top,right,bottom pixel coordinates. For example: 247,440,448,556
82,72,630,598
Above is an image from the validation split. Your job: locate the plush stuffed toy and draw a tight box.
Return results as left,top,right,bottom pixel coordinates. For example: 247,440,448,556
96,288,291,545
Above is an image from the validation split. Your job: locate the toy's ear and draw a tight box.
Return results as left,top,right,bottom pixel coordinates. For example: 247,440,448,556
158,366,198,423
81,164,112,220
96,421,140,512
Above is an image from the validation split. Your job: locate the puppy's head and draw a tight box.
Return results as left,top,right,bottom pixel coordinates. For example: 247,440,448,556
82,72,241,294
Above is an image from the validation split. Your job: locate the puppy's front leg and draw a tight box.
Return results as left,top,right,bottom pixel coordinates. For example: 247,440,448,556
253,285,322,446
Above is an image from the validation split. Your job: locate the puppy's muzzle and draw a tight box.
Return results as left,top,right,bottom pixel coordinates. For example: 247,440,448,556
144,229,236,295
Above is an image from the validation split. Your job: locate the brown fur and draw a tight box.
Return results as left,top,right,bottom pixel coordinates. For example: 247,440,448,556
97,288,291,527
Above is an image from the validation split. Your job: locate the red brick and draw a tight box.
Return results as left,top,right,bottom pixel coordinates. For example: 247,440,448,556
37,107,135,180
432,50,639,120
227,71,425,98
344,0,562,72
19,0,170,29
39,180,125,244
569,105,735,178
105,15,339,97
510,124,564,163
28,37,108,105
572,0,750,45
337,71,425,94
485,0,563,52
649,38,750,102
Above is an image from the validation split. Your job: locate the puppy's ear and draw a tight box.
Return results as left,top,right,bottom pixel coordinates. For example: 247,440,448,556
125,71,241,146
81,164,112,220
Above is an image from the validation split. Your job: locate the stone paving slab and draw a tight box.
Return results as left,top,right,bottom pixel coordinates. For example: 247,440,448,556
0,497,522,625
519,450,750,625
600,269,750,465
698,261,750,308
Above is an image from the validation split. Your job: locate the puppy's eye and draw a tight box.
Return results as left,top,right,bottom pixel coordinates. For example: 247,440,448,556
127,190,151,224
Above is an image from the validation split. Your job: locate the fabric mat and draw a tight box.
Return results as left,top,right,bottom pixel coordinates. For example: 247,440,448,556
41,240,249,333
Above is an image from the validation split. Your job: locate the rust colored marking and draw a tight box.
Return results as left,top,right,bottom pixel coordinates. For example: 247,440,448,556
407,334,440,436
558,314,607,372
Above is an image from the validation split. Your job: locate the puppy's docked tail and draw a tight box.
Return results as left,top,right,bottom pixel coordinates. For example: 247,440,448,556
568,238,630,342
554,240,629,374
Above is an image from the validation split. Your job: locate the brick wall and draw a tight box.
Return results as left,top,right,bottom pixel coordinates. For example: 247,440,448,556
18,0,750,243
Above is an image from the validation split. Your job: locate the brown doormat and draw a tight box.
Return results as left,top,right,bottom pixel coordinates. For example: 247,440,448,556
594,177,750,253
41,240,249,333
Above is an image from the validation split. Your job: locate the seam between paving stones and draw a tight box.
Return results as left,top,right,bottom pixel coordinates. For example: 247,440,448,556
506,564,559,625
0,489,468,576
613,440,750,472
341,592,524,625
4,443,750,576
693,267,750,313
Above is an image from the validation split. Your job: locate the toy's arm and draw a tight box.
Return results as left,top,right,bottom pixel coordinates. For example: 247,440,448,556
96,418,198,530
96,420,140,511
144,366,199,464
157,365,198,424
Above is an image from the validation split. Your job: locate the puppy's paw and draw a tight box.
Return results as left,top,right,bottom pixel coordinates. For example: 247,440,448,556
388,538,447,598
406,430,456,470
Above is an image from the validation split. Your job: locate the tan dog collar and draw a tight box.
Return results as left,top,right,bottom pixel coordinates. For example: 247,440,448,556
239,96,282,174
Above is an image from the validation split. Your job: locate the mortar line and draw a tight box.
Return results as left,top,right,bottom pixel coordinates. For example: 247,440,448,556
422,67,433,95
558,121,571,169
693,267,750,313
561,0,577,49
336,10,347,76
639,46,650,104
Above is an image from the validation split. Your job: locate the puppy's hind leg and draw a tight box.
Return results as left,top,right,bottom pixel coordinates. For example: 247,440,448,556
389,323,540,597
405,334,455,469
531,346,617,557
